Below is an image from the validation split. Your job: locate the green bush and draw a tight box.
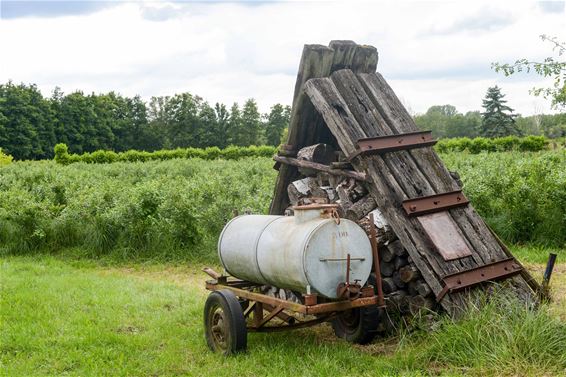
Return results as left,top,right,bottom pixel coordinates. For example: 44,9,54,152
435,136,549,154
0,148,13,166
53,143,278,165
0,158,276,261
442,150,566,246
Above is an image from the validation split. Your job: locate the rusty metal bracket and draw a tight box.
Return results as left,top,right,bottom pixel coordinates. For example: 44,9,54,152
355,131,436,156
402,190,469,217
436,258,523,302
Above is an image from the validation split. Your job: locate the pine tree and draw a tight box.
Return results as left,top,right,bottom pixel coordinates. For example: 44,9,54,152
480,86,521,137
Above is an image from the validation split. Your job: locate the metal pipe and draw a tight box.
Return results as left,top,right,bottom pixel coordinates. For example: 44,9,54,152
369,213,385,307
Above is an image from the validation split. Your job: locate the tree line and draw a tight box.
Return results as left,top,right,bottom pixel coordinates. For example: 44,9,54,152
415,86,566,139
0,82,290,160
1,82,565,161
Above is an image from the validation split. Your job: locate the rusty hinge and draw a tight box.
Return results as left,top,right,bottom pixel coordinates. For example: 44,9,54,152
355,131,436,156
402,190,469,217
436,258,523,302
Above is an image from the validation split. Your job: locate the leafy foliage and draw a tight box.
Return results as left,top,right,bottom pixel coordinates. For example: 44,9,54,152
493,34,566,109
0,83,290,160
0,148,13,166
0,158,276,260
1,150,565,261
442,150,566,246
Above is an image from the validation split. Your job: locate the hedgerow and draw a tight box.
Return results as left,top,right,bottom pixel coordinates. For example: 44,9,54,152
54,143,278,165
435,136,551,153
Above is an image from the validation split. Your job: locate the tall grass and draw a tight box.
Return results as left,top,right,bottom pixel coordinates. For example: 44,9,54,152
0,150,565,261
409,294,566,375
443,150,566,247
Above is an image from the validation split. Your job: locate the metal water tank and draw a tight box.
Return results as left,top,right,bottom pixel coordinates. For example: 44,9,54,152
218,204,373,299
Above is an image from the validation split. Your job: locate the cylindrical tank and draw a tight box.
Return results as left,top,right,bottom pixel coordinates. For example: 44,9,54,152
218,204,372,299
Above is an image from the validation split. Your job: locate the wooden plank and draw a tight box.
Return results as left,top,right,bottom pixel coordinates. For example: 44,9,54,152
273,155,367,182
418,212,473,261
354,71,537,300
304,77,463,311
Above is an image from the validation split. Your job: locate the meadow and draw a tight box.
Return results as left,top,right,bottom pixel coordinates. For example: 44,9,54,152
1,150,565,376
0,150,565,261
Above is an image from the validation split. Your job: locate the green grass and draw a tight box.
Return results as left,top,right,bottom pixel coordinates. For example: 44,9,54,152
2,255,565,377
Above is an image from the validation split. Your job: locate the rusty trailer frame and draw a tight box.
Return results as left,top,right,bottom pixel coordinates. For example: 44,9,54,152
204,274,380,332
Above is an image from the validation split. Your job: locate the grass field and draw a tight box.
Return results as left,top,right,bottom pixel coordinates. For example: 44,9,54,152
2,246,565,377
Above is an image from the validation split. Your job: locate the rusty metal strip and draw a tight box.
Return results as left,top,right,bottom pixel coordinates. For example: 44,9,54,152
436,258,523,302
355,130,436,156
402,190,469,217
206,280,379,315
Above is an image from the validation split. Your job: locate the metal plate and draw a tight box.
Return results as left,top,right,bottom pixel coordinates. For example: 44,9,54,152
402,190,469,217
418,212,473,261
436,258,523,302
356,131,436,155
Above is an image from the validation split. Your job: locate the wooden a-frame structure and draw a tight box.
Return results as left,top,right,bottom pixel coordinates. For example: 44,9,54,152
269,41,540,315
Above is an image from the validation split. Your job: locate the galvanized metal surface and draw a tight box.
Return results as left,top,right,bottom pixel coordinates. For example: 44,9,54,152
217,206,373,299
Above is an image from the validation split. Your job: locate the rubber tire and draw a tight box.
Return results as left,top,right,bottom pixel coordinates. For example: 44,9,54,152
204,290,247,355
331,273,381,345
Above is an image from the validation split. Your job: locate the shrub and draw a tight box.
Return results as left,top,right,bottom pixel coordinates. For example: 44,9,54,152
0,148,13,166
435,136,549,153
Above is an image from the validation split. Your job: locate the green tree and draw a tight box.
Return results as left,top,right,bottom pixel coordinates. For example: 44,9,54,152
241,99,261,146
214,103,230,149
264,104,291,146
0,82,54,159
480,86,521,137
228,102,243,146
493,34,566,109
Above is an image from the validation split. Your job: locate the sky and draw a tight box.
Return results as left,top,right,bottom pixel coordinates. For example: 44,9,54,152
0,0,565,116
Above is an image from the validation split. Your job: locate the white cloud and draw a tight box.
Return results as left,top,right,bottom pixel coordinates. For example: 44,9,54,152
0,0,565,115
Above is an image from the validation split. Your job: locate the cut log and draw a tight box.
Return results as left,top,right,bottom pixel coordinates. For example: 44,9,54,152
392,271,406,289
409,295,435,315
399,265,421,283
379,243,395,263
381,277,396,295
394,256,409,270
387,239,406,257
416,280,432,297
345,195,376,221
380,260,395,277
296,143,335,176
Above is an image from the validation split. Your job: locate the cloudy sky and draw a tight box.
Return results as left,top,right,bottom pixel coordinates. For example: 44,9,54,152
1,0,565,115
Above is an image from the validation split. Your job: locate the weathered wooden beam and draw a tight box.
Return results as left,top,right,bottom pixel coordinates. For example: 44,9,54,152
269,42,378,215
273,155,368,182
269,45,335,215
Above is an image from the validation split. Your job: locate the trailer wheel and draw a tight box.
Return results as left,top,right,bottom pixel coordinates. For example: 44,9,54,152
331,273,380,344
204,290,247,355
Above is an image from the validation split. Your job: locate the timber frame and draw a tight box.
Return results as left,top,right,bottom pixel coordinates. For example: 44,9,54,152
270,41,541,316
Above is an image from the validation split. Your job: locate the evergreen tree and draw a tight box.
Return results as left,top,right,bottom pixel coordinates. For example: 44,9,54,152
228,102,243,146
264,104,291,146
480,86,521,137
214,103,230,149
241,99,261,146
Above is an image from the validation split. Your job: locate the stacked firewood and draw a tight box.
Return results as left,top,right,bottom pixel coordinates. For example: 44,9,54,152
283,143,438,328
